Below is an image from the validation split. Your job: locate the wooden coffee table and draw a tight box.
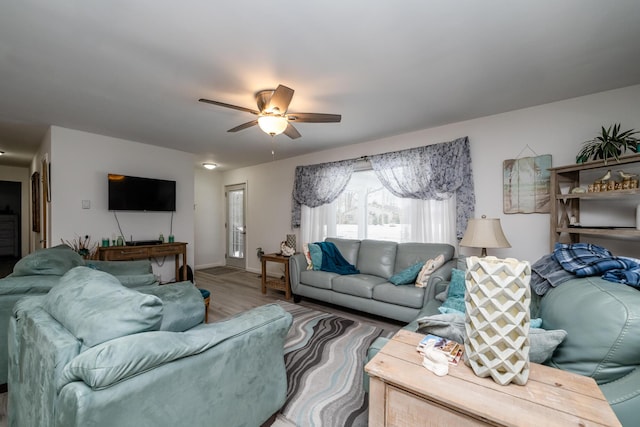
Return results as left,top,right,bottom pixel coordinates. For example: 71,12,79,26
365,330,621,427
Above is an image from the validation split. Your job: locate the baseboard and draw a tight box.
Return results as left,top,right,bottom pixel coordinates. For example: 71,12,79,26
194,262,225,270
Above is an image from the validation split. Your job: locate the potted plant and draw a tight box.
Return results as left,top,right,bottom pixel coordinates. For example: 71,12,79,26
576,123,639,164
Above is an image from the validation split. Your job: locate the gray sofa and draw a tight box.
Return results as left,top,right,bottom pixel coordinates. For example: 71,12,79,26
0,245,159,387
289,237,455,322
8,266,292,427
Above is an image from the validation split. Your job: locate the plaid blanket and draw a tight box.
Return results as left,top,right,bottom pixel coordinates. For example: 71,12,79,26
603,261,640,287
553,243,639,277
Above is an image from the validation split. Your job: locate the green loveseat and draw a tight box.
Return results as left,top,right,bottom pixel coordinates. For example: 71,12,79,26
0,245,158,387
8,266,293,427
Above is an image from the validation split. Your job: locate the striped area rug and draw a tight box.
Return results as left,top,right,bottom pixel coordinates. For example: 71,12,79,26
277,301,390,427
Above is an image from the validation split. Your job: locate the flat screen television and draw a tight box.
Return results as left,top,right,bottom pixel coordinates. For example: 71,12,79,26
108,174,176,212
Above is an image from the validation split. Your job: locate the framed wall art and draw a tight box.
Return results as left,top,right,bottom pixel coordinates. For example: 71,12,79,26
503,154,552,214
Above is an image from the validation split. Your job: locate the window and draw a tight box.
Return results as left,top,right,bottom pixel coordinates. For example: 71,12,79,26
301,168,456,245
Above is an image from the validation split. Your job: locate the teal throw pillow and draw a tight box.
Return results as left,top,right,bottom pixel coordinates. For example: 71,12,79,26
308,243,323,271
438,268,466,314
389,262,424,286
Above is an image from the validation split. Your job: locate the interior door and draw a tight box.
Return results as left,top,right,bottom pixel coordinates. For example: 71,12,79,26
225,183,246,269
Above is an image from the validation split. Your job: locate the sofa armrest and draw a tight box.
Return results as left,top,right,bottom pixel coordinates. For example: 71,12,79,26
289,253,307,292
600,366,640,427
58,303,291,391
422,259,455,305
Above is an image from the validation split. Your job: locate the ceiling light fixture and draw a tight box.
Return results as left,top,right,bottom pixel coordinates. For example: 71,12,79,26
202,163,217,170
258,115,288,136
0,151,4,155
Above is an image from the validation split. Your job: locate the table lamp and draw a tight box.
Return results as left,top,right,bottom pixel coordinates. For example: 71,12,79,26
460,215,511,256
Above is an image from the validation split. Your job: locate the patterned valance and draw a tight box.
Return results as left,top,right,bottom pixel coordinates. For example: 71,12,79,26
291,136,475,239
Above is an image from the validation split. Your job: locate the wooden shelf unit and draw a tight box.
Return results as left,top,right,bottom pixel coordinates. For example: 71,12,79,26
550,154,640,251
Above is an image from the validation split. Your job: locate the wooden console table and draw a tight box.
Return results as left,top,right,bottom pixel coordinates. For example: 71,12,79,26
96,242,187,281
365,330,620,427
261,253,291,300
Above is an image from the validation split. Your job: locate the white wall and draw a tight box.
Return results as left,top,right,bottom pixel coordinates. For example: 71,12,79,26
194,168,224,269
49,126,195,283
0,165,30,256
205,84,640,273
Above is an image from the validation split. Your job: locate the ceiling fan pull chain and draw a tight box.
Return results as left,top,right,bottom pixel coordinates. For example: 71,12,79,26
271,137,276,160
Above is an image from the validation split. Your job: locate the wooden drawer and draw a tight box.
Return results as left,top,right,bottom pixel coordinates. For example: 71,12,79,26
149,244,184,256
387,387,486,427
100,246,150,261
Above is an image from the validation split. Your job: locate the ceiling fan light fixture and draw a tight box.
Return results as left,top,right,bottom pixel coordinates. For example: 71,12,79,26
202,162,217,170
258,115,288,136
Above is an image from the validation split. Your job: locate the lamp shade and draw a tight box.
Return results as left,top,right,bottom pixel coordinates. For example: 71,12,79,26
258,115,288,136
460,216,511,255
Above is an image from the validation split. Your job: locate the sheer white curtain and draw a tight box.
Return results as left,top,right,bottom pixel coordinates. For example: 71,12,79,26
301,195,456,245
300,203,336,244
403,197,457,245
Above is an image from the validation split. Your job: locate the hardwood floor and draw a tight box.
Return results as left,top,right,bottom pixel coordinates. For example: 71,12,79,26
194,269,403,335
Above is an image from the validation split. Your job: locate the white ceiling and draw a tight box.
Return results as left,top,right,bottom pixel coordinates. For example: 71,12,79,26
1,1,639,170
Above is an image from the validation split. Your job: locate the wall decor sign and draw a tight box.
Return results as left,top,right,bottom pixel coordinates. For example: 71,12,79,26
503,154,552,214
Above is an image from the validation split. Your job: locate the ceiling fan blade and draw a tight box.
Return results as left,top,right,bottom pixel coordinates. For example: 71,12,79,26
227,120,258,132
199,98,259,115
284,123,301,139
286,113,341,123
267,85,294,113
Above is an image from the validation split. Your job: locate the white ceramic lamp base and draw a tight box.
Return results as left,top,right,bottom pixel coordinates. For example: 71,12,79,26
464,256,532,386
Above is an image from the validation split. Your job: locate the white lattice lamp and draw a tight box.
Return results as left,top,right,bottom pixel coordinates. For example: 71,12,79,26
460,215,511,257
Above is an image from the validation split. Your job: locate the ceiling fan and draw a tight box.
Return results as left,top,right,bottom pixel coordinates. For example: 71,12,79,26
199,84,341,139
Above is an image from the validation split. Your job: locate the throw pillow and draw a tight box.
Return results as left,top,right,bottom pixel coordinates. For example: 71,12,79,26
438,268,466,314
529,328,567,363
415,254,446,288
44,266,163,348
12,244,84,277
302,243,314,270
389,262,424,286
307,243,323,271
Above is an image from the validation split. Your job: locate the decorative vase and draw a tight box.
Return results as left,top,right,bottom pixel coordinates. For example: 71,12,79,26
464,256,531,386
285,234,296,252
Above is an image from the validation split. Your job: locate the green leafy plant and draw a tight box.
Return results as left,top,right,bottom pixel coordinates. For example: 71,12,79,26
576,124,639,164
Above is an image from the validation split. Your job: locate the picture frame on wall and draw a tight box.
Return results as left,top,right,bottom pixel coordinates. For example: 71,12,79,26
503,154,552,214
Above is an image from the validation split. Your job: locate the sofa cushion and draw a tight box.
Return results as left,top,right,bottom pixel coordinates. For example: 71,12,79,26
138,281,204,331
84,259,153,276
300,270,338,290
44,266,163,348
540,276,640,383
325,237,361,265
11,245,84,277
332,274,387,298
357,240,397,279
438,268,466,314
372,282,426,309
389,262,424,285
394,243,454,273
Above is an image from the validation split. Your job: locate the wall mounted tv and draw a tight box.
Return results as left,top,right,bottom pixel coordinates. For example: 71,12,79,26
108,174,176,212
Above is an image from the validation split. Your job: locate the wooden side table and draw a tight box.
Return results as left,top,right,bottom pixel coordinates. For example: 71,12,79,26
261,253,291,300
365,330,621,427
